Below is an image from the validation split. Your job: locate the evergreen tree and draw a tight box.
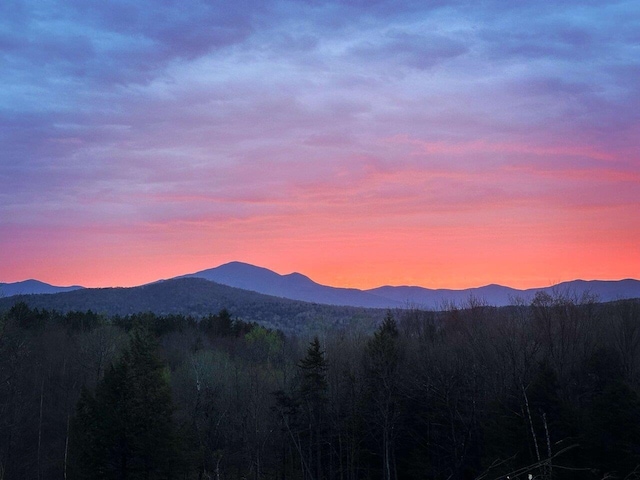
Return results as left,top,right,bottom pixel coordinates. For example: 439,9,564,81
299,336,329,480
364,312,402,480
299,337,328,404
71,326,179,479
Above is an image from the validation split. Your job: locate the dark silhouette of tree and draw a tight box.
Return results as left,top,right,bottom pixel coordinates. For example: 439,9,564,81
581,347,640,475
71,326,179,479
299,336,329,480
3,297,640,480
364,312,402,480
199,308,234,338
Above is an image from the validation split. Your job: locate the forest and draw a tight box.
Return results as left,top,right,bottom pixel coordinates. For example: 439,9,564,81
1,293,639,480
0,277,385,335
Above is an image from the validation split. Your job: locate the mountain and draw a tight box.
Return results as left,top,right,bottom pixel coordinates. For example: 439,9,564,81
0,278,384,335
0,279,83,297
182,262,400,308
546,279,640,300
2,273,638,334
182,262,640,308
3,263,639,310
367,284,522,308
369,280,640,308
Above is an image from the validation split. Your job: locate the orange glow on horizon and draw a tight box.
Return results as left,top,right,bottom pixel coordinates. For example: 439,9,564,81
2,208,638,291
2,1,640,301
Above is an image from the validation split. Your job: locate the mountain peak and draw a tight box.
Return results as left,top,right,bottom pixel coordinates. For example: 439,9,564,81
181,262,640,308
0,280,84,297
283,271,314,282
214,261,273,272
3,262,640,308
182,262,401,308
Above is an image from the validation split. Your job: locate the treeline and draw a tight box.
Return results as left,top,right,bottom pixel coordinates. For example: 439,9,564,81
1,294,640,479
0,277,384,335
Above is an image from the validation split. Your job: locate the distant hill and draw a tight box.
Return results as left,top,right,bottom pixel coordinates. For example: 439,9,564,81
0,278,384,335
368,280,640,308
0,279,83,297
182,261,399,308
3,263,638,310
182,262,640,308
366,284,521,308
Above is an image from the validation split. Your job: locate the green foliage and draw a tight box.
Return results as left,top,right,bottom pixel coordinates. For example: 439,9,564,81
245,325,284,362
199,308,234,337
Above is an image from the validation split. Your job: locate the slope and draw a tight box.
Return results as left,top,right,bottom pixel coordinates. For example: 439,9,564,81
0,277,384,335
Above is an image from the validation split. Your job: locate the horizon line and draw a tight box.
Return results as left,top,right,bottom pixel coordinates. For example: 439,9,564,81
2,260,639,293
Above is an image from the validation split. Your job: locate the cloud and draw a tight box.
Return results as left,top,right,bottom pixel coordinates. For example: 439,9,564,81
350,31,468,70
1,0,639,287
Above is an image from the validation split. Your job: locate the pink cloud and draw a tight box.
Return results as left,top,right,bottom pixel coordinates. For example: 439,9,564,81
385,134,618,161
2,1,639,291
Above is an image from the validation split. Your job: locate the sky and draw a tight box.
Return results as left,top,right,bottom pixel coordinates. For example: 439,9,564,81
1,0,639,290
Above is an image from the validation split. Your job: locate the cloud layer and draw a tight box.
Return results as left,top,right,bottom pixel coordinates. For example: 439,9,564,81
1,0,639,289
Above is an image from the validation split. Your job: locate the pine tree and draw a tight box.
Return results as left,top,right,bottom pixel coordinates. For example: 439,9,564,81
71,326,179,479
298,336,328,480
364,312,402,480
299,337,328,404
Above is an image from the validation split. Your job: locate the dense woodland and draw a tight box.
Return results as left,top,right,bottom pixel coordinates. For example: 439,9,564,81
0,278,384,335
1,293,640,479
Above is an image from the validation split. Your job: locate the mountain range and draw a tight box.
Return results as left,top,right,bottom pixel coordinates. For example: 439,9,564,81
2,261,639,309
0,279,83,297
186,262,640,307
0,278,383,335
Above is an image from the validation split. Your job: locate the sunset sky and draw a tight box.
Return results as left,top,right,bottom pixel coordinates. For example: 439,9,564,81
1,0,639,290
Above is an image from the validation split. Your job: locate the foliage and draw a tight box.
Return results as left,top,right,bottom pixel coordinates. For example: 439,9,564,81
1,298,640,479
0,278,385,335
71,326,179,479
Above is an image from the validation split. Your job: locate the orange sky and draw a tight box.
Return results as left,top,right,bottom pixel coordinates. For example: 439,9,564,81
2,1,639,290
3,177,638,290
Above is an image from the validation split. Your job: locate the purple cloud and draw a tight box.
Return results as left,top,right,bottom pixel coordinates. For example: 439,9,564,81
1,0,639,287
351,31,468,70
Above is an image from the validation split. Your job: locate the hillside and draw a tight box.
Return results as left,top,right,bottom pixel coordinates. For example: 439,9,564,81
0,277,384,334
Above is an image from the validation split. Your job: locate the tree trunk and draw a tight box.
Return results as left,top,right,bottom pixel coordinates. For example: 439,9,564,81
63,413,70,480
37,376,45,480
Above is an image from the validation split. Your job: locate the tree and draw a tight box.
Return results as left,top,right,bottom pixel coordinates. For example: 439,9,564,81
299,336,329,480
363,313,402,480
582,347,640,475
71,326,179,479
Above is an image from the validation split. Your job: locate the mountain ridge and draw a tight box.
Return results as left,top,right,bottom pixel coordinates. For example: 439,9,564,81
0,279,84,297
182,262,640,308
182,261,399,308
2,262,639,308
0,277,384,335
